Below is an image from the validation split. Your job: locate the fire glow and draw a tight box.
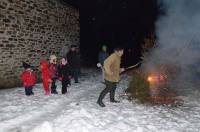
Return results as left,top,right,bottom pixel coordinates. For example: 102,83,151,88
147,74,166,84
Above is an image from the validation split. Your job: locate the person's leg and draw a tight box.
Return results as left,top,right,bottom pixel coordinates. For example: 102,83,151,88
25,87,29,95
71,69,75,82
51,79,55,93
51,78,58,94
62,79,67,94
73,68,79,83
101,68,105,83
25,87,32,96
43,81,50,95
67,79,71,86
110,83,119,103
30,87,34,95
97,80,112,107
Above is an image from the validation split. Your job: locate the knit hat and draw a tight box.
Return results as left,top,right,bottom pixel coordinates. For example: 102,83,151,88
71,45,77,48
22,61,31,69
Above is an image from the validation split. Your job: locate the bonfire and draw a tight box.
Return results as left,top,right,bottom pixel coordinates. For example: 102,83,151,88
125,68,181,105
146,64,180,105
125,33,183,105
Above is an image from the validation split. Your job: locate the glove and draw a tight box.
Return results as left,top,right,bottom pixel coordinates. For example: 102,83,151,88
120,68,125,73
97,63,102,68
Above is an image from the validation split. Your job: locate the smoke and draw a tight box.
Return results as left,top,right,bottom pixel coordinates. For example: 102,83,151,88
142,0,200,92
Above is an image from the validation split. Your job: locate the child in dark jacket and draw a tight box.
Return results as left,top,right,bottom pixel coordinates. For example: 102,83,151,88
49,55,58,94
21,62,36,96
58,58,71,94
40,60,51,95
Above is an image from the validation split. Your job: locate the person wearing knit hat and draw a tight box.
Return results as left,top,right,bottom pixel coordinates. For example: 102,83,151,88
21,62,36,96
49,55,57,64
49,55,58,94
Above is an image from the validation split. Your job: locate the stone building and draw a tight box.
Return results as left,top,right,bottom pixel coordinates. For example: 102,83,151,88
0,0,80,88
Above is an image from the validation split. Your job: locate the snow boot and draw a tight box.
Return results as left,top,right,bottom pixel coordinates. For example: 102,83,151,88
97,100,105,107
45,91,50,95
51,78,58,94
51,91,58,94
51,86,58,94
110,100,120,103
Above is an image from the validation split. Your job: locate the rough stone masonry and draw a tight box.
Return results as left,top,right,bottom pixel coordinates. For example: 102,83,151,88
0,0,80,88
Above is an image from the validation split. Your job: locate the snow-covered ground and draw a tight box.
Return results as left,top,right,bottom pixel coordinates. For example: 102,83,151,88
0,69,200,132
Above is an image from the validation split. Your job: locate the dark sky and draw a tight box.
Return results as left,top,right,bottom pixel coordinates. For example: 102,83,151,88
62,0,160,66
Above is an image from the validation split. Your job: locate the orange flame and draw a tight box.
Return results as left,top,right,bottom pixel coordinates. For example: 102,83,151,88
147,76,153,82
147,74,166,84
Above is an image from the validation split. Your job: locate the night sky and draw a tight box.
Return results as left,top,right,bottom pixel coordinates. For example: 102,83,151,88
61,0,160,67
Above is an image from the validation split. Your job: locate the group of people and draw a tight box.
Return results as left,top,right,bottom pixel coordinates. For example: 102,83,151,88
21,44,125,108
21,45,80,96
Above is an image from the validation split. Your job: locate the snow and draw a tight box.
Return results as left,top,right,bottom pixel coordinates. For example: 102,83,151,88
0,69,200,132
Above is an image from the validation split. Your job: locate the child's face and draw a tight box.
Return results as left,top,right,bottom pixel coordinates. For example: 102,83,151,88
26,68,32,71
71,47,76,51
52,59,57,64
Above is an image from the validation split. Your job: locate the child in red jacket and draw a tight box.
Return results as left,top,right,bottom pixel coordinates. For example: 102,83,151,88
21,62,36,96
40,60,51,95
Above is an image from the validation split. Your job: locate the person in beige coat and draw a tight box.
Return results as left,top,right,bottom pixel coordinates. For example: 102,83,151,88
97,47,124,107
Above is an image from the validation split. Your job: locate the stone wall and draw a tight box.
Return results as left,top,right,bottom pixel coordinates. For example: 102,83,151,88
0,0,79,88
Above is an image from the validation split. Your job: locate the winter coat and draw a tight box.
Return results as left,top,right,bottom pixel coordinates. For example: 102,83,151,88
21,70,36,87
98,51,109,65
104,53,121,82
58,64,71,80
67,51,80,69
49,63,58,79
40,60,51,82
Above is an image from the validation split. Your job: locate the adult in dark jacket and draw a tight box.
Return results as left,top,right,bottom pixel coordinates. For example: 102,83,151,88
58,58,71,94
67,45,80,83
98,45,109,65
97,45,109,82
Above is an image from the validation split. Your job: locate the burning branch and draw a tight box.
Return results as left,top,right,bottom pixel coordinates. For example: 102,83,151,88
124,31,184,105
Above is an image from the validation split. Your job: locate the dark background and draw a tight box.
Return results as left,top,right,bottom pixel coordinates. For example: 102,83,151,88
60,0,160,67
